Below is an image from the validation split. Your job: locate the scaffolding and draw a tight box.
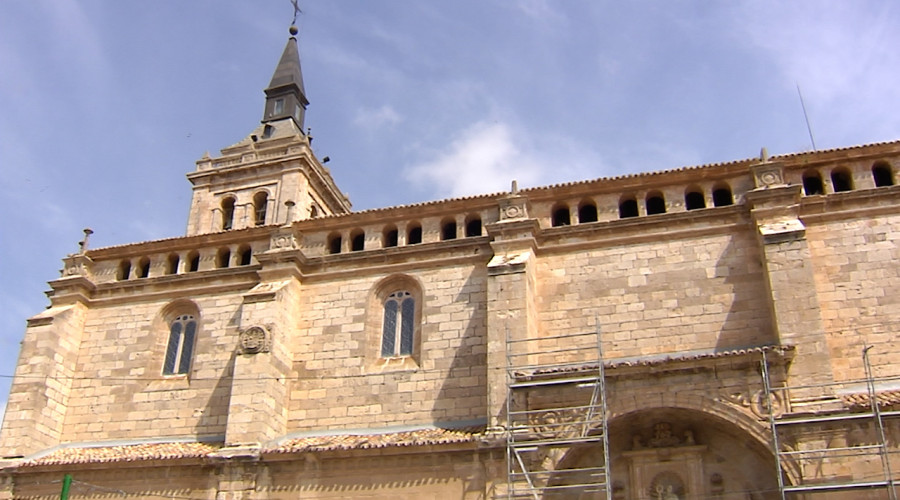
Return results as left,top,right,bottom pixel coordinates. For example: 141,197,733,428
761,348,899,499
505,324,611,500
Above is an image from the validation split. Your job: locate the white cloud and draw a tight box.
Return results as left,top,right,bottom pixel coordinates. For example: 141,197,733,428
406,121,537,198
404,120,603,199
731,2,900,144
516,0,567,24
354,105,402,129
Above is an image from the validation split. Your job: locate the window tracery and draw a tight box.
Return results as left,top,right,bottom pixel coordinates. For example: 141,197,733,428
163,313,197,375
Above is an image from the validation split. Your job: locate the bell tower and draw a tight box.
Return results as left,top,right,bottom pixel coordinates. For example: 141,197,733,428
262,25,308,128
184,26,350,236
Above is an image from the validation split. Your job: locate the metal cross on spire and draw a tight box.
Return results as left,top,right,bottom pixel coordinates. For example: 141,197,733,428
290,0,302,26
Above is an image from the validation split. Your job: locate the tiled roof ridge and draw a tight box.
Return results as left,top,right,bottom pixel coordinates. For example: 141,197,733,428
606,344,795,369
234,138,900,222
267,425,486,455
85,223,273,253
840,388,900,409
516,344,795,379
521,138,900,194
83,138,900,251
13,426,489,468
19,441,223,467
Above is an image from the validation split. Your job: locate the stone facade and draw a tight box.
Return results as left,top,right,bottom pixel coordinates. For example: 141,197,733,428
2,31,900,500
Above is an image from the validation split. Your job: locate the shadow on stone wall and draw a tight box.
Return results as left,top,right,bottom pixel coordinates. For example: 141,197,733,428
194,350,235,438
714,232,776,352
430,269,489,427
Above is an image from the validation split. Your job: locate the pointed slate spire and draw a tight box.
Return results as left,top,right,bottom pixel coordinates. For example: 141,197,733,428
262,26,308,128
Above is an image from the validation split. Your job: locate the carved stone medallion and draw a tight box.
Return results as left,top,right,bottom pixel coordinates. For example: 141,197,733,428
751,163,785,189
239,325,270,354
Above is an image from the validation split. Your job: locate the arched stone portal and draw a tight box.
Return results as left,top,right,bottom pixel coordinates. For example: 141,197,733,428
546,408,782,500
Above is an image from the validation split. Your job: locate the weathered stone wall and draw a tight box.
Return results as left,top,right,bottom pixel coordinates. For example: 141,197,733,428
1,463,218,500
535,225,773,361
806,207,900,381
0,303,86,457
59,292,244,443
287,262,489,431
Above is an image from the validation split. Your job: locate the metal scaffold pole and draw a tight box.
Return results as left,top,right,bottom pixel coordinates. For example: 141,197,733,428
505,318,611,499
762,345,900,498
761,351,788,500
863,346,897,500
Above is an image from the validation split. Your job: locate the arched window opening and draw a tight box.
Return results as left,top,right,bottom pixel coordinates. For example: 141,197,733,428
381,291,415,357
577,201,598,223
684,189,706,211
407,224,422,245
253,192,268,226
216,248,231,268
350,229,365,252
619,197,639,218
872,162,894,187
166,253,180,275
163,314,197,375
310,205,319,218
187,251,200,272
646,192,666,215
441,219,457,241
383,226,399,248
802,170,824,195
712,185,734,207
327,233,342,255
831,168,853,192
551,205,571,227
465,217,482,237
237,245,252,266
137,257,151,278
117,260,132,281
221,197,235,230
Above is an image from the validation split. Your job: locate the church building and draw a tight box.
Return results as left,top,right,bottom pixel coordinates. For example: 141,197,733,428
2,24,899,500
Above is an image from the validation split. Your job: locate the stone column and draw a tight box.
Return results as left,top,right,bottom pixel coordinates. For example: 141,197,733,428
746,159,834,392
484,192,539,429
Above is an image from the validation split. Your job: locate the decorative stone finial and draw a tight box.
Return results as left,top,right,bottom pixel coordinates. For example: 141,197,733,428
511,179,519,194
78,228,94,254
760,147,769,163
284,200,295,225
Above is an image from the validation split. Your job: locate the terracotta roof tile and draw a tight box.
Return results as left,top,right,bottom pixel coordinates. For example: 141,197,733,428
20,442,222,467
517,345,794,379
268,426,484,454
841,389,900,409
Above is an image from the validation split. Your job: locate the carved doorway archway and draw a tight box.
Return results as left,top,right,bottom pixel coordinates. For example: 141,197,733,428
546,407,780,500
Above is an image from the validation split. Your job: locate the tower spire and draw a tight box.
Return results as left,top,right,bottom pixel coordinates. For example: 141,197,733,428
262,25,308,128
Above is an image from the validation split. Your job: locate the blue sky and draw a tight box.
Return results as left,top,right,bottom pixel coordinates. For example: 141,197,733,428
1,1,899,427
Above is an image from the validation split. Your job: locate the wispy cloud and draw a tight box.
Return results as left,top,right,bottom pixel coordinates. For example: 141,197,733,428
404,119,603,199
354,105,402,129
731,2,900,143
515,0,568,24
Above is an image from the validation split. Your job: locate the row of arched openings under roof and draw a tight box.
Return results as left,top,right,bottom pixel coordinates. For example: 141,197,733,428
327,216,483,255
802,162,895,196
116,246,253,281
550,185,736,227
220,192,269,231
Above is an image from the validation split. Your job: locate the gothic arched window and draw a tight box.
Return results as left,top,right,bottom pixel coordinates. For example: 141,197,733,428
381,291,415,357
163,314,197,375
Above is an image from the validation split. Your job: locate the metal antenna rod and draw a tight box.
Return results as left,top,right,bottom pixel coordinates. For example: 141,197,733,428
797,84,817,152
